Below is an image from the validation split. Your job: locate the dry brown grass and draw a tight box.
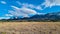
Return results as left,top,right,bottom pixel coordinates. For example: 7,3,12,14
0,22,60,34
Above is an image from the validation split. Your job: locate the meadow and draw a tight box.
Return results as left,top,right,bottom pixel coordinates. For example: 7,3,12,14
0,22,60,34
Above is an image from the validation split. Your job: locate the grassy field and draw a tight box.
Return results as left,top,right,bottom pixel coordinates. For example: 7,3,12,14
0,22,60,34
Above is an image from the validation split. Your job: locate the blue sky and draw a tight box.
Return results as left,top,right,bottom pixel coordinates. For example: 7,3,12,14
0,0,60,19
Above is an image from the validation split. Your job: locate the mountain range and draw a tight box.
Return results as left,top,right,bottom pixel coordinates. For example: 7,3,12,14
20,12,60,21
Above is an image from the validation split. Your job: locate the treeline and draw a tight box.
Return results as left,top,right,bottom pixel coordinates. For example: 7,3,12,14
0,19,60,22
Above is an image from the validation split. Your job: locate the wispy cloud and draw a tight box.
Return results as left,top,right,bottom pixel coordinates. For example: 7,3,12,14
41,0,60,8
16,1,43,10
16,0,60,10
55,0,60,5
5,14,13,17
8,6,37,18
0,1,6,4
0,17,10,20
37,13,46,15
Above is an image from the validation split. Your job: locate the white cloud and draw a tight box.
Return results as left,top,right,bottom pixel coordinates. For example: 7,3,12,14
9,10,30,18
0,1,6,4
11,6,37,14
5,14,13,17
37,13,46,15
0,17,10,20
21,7,37,14
16,1,43,10
36,6,43,10
54,0,60,5
9,6,37,18
41,0,60,8
11,6,20,10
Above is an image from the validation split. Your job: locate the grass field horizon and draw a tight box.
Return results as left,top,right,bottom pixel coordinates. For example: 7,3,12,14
0,22,60,34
